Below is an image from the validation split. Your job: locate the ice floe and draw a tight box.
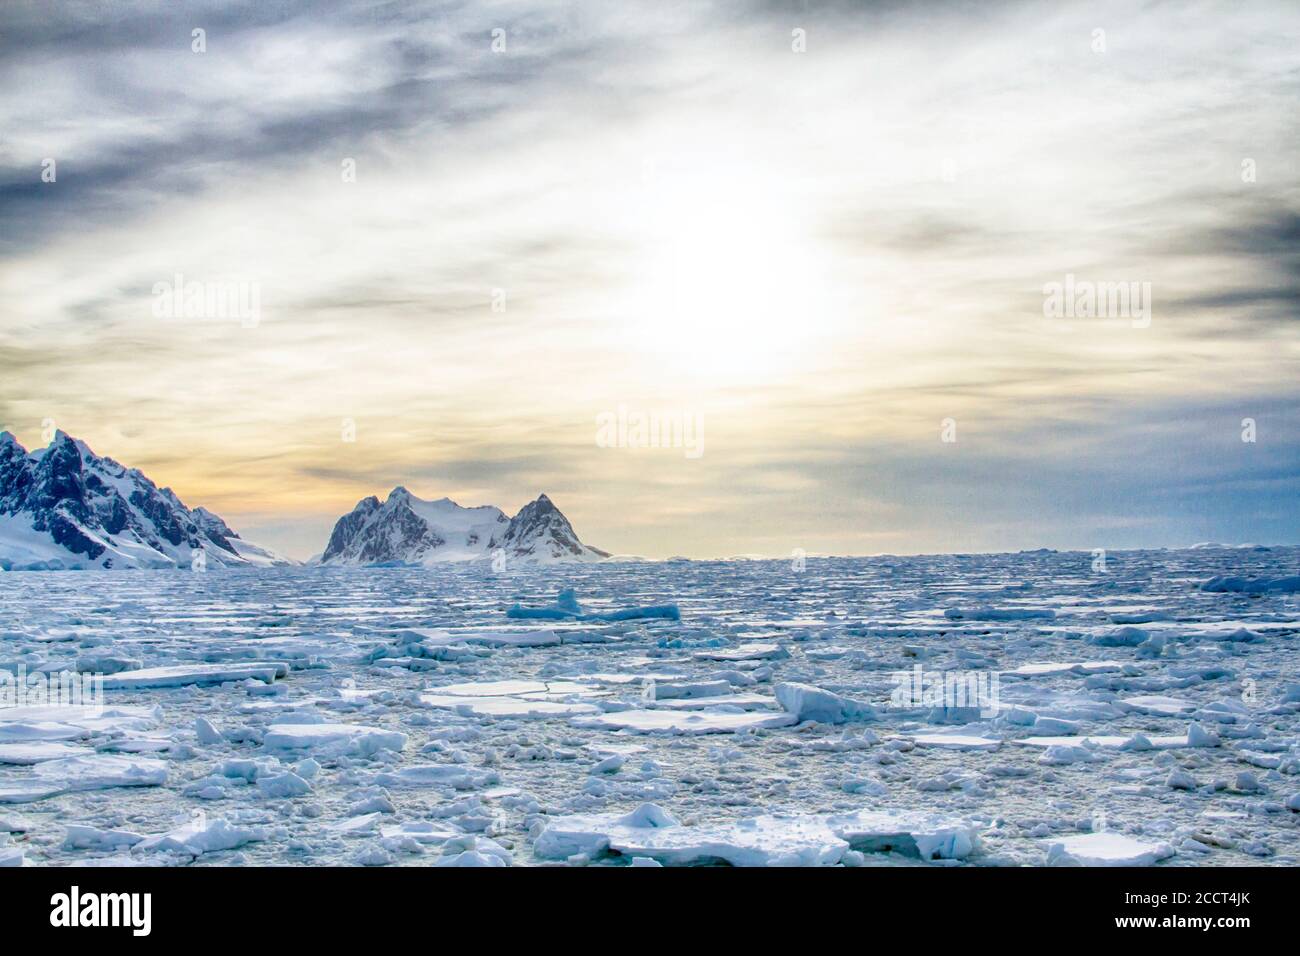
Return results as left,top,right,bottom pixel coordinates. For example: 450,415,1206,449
1044,832,1175,866
263,723,408,755
534,803,981,865
0,753,167,803
100,662,289,689
572,709,797,735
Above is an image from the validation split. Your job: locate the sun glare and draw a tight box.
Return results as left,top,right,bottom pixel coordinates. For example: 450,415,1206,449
622,169,832,383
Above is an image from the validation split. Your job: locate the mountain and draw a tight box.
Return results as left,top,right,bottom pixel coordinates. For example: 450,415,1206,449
319,487,608,566
0,430,295,570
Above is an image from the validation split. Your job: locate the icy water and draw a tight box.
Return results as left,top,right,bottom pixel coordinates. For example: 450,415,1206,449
1,549,1298,867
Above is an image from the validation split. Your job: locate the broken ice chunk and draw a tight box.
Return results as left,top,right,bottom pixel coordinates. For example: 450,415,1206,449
775,682,876,724
133,817,269,857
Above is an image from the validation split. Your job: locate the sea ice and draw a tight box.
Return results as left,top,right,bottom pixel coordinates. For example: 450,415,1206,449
100,662,289,689
0,753,167,803
1044,832,1175,866
534,803,981,866
775,682,876,723
133,816,270,857
420,694,601,718
693,643,790,662
0,741,90,764
571,709,797,735
263,723,408,755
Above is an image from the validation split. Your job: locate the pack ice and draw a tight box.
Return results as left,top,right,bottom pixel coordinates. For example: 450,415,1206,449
1,547,1297,866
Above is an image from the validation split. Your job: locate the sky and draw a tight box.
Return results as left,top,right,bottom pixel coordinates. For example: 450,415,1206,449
1,0,1297,560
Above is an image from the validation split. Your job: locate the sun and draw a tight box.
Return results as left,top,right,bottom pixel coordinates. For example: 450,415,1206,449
620,168,832,383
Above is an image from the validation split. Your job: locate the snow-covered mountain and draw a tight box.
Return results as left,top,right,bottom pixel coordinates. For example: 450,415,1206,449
320,487,608,566
0,430,295,570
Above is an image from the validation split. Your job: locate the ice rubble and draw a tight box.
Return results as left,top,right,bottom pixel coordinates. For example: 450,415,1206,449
4,546,1299,868
534,802,980,865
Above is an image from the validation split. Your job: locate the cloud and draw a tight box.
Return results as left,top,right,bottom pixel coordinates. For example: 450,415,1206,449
1,0,1297,558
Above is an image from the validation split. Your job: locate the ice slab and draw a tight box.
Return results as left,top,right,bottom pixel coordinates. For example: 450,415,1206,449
0,721,87,743
648,693,776,711
572,709,797,735
827,808,981,860
0,753,167,803
420,694,601,718
1120,695,1194,716
911,734,1003,751
693,643,790,662
365,764,500,791
134,817,269,856
428,679,548,697
1004,661,1123,677
643,679,732,700
1015,735,1188,750
535,803,980,866
263,723,407,755
0,812,32,832
1201,574,1300,594
101,662,289,689
944,607,1056,621
1045,832,1175,866
380,821,462,844
507,590,680,622
534,804,838,866
776,682,876,723
400,627,561,648
64,824,145,850
0,741,91,764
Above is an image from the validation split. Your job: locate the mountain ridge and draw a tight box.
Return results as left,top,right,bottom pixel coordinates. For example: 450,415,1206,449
318,486,608,566
0,430,294,570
